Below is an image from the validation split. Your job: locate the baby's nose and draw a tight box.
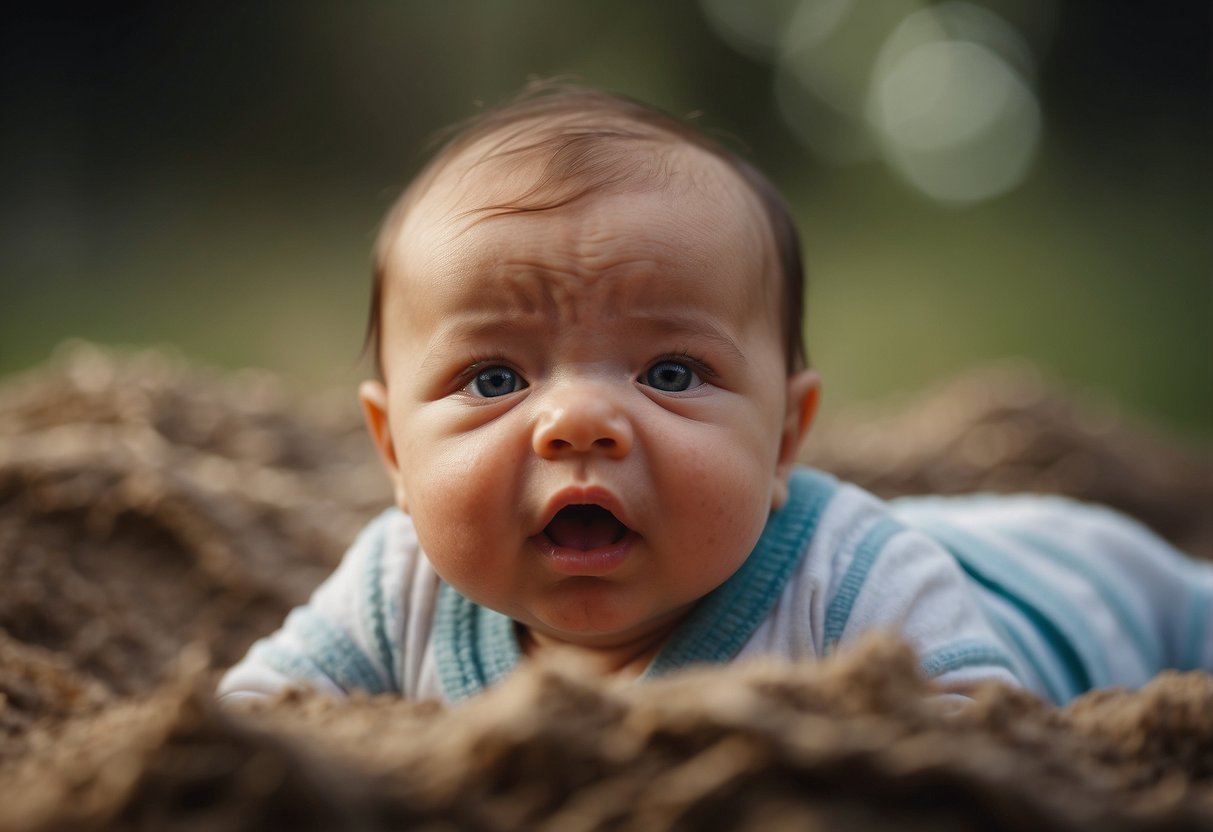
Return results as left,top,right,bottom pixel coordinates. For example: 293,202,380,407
532,387,633,460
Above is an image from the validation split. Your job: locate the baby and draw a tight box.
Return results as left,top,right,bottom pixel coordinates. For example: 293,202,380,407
219,83,1212,706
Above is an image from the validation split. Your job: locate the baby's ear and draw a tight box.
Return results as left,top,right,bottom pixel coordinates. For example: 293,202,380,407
771,369,821,510
358,380,409,511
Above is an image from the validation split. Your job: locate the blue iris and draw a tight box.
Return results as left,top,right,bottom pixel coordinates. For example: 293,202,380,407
473,366,524,397
644,360,695,392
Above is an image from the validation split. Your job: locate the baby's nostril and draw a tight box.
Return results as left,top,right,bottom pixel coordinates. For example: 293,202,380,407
593,437,616,448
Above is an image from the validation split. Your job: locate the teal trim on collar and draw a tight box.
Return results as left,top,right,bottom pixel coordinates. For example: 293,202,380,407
434,467,838,700
434,583,521,702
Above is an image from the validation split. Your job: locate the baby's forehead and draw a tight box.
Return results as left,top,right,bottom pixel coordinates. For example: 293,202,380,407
377,112,786,343
414,115,766,233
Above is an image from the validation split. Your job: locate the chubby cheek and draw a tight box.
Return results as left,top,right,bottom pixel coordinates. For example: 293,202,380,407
396,419,524,588
650,426,775,581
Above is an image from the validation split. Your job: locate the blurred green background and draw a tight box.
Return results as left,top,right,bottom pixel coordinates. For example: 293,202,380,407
2,1,1209,435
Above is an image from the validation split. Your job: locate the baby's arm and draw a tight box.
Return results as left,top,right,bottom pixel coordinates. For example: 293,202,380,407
217,511,409,703
826,518,1023,693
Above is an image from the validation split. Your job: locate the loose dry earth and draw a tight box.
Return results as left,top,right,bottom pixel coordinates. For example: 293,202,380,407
1,343,1210,831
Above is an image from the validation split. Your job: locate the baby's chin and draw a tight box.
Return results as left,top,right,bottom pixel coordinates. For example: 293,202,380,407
517,597,697,662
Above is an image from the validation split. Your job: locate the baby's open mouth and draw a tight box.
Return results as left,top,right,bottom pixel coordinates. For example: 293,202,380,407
543,504,629,551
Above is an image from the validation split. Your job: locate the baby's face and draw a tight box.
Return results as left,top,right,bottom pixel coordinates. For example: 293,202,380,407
363,146,817,655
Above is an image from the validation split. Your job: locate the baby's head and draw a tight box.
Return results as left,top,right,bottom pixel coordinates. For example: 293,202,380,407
360,83,821,663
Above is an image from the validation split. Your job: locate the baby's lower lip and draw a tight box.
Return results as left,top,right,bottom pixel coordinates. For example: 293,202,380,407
530,531,637,576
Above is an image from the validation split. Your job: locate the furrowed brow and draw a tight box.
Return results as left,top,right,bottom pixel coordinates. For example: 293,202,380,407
417,314,545,373
633,314,748,366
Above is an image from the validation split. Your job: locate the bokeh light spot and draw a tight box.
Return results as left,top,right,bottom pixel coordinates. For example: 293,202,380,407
773,0,921,164
869,35,1041,204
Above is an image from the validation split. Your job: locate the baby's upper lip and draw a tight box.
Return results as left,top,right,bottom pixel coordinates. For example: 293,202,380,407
535,485,634,534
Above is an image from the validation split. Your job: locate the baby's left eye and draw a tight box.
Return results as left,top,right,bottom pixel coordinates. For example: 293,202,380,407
640,360,701,393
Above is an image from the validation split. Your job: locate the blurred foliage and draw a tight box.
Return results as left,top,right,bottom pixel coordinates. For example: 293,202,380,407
0,1,1209,435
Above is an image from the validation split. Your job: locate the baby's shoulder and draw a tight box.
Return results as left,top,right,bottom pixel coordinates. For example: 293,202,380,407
324,506,432,598
784,468,935,583
795,469,904,549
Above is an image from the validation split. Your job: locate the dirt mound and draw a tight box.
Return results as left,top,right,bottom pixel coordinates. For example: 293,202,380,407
3,638,1212,831
1,343,1210,830
0,343,387,697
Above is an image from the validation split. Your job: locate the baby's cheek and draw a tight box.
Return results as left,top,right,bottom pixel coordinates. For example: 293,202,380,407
412,436,521,563
662,440,770,549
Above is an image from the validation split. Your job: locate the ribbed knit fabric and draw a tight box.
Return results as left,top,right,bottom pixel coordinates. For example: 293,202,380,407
434,585,522,702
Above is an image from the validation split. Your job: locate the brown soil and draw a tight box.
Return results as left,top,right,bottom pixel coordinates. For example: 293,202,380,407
1,343,1210,831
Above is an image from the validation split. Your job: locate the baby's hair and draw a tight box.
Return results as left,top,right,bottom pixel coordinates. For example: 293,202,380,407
365,80,807,374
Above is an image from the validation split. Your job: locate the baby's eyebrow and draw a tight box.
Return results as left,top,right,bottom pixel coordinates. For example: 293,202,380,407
418,314,542,371
627,313,749,366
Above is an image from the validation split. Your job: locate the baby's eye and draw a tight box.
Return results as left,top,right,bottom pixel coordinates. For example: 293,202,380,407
640,359,701,393
465,366,528,398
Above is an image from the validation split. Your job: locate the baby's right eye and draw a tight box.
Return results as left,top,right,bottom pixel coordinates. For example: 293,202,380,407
465,365,528,398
